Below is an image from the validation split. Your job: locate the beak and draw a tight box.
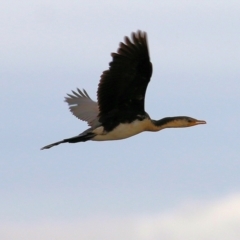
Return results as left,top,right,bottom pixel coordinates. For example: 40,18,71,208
195,120,207,125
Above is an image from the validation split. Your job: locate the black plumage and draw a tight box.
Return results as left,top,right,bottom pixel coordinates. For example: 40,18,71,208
98,31,151,114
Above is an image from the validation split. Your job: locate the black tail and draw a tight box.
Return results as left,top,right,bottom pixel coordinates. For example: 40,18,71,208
41,132,96,150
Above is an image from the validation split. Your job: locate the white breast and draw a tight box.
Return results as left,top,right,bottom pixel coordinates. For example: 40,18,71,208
92,119,151,141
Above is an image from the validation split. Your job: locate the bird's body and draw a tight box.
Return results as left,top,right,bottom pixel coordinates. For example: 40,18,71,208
41,31,206,150
92,118,150,141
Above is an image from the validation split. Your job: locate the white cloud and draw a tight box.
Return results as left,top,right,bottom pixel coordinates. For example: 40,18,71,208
1,194,240,240
135,194,240,240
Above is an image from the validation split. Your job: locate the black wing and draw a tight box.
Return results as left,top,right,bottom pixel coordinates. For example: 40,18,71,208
97,30,152,119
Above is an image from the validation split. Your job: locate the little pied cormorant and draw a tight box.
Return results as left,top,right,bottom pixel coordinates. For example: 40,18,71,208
41,30,206,150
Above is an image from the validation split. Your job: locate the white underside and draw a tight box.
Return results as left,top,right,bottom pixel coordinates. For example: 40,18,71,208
92,119,152,141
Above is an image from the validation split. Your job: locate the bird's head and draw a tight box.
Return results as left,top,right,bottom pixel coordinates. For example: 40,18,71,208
153,116,206,130
171,116,207,128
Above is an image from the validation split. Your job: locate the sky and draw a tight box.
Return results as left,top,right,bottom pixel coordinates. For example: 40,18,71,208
1,0,240,239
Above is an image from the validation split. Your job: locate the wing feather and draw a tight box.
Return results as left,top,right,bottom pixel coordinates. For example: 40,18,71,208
97,30,152,119
65,88,100,127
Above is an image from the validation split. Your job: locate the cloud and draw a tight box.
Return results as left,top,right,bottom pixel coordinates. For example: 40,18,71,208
1,194,240,240
136,194,240,240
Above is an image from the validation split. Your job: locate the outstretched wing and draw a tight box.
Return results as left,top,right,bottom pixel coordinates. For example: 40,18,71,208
97,30,152,118
65,88,100,127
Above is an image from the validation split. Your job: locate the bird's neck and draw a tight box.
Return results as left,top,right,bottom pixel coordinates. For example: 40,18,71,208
148,117,183,132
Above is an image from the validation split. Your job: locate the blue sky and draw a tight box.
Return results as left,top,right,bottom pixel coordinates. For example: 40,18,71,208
1,0,240,239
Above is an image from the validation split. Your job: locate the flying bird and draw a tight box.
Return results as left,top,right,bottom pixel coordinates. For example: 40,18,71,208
41,31,206,150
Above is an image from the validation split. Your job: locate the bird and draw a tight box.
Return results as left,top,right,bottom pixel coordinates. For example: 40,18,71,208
41,30,206,150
